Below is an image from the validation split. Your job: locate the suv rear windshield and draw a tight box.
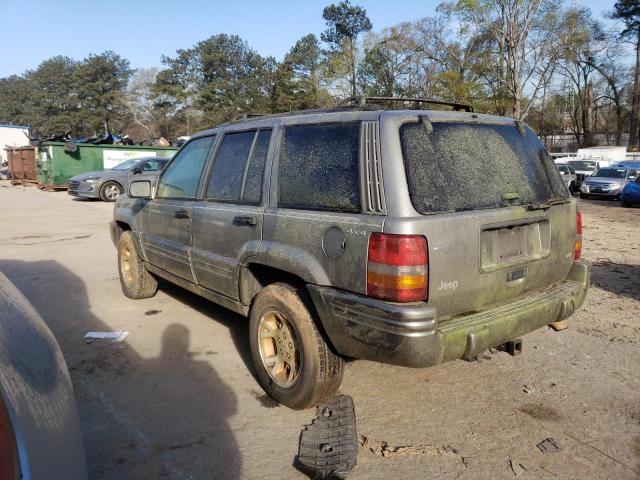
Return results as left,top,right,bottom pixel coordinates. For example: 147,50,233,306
400,121,568,214
591,168,626,178
568,160,597,170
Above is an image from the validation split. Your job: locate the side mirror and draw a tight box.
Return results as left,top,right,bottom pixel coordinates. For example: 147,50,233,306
129,180,152,199
132,167,142,175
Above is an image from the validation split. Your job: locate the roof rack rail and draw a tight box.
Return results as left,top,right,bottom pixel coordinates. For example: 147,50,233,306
337,96,475,113
231,112,267,122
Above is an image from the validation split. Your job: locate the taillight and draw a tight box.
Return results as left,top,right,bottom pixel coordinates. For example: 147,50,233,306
574,210,582,260
0,395,18,480
367,233,428,302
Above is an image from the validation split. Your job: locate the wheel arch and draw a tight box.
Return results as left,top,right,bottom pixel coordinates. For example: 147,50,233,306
240,263,309,308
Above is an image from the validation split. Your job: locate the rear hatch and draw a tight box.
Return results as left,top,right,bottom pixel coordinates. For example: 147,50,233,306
385,112,576,319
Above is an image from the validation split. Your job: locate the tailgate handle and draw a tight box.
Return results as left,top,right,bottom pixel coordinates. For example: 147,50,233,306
234,215,257,226
174,209,190,219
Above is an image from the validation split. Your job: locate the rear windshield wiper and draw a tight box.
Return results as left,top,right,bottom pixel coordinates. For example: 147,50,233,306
526,202,551,211
526,198,569,211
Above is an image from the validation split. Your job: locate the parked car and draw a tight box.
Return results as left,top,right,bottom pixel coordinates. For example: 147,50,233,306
616,160,640,170
556,163,577,192
579,166,638,199
68,156,170,202
566,159,598,189
0,160,10,180
0,271,86,479
621,175,640,207
111,99,590,409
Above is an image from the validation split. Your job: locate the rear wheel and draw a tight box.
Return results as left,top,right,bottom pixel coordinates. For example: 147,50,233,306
249,283,344,409
118,231,158,299
100,181,123,202
621,198,632,207
580,193,589,199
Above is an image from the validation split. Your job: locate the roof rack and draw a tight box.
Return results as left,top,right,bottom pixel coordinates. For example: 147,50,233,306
231,112,268,122
337,96,475,113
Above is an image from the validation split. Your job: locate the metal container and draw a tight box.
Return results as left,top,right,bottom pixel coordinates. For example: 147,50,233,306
36,143,177,189
5,146,37,185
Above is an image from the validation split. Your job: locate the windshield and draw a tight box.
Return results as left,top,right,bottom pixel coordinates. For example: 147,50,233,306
591,168,626,178
111,159,139,171
400,121,569,214
568,160,597,171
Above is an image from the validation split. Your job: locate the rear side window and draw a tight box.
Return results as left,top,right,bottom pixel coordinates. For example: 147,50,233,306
400,122,568,214
157,136,214,199
206,129,271,204
279,122,361,212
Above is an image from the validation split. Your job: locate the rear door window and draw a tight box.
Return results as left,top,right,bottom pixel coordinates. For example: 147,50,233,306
206,129,271,204
278,122,360,212
156,136,214,199
400,121,568,214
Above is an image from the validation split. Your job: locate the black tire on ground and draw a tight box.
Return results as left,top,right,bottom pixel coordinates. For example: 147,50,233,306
249,282,344,409
621,198,632,207
569,182,575,193
100,181,123,202
580,193,588,199
118,230,158,299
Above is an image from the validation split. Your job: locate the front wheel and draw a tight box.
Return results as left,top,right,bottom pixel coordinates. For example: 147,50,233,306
580,193,589,199
249,283,344,409
100,181,123,202
118,231,158,299
621,198,632,207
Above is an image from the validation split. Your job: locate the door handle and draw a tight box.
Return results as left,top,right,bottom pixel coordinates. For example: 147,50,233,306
175,209,190,219
233,215,257,226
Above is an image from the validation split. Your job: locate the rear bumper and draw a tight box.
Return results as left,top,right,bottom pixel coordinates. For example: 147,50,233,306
308,261,590,367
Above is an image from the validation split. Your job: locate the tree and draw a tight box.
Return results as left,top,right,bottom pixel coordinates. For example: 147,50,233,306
454,0,567,120
412,12,494,107
153,34,272,131
359,24,421,97
321,0,372,97
123,67,159,134
610,0,640,149
74,51,132,135
0,75,33,128
285,34,333,108
24,56,80,136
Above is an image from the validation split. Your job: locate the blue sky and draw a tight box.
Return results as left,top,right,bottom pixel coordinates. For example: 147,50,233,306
0,0,621,77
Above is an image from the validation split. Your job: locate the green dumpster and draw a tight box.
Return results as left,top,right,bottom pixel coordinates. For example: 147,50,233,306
36,142,177,189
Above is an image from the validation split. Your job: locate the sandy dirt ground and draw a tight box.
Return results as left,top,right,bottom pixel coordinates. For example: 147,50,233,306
0,181,638,479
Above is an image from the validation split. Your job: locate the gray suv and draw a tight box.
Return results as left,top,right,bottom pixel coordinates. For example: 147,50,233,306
110,99,590,409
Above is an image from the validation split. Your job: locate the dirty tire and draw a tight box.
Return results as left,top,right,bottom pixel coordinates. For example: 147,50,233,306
118,230,158,299
621,198,632,208
100,181,123,202
249,283,344,410
580,193,588,199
